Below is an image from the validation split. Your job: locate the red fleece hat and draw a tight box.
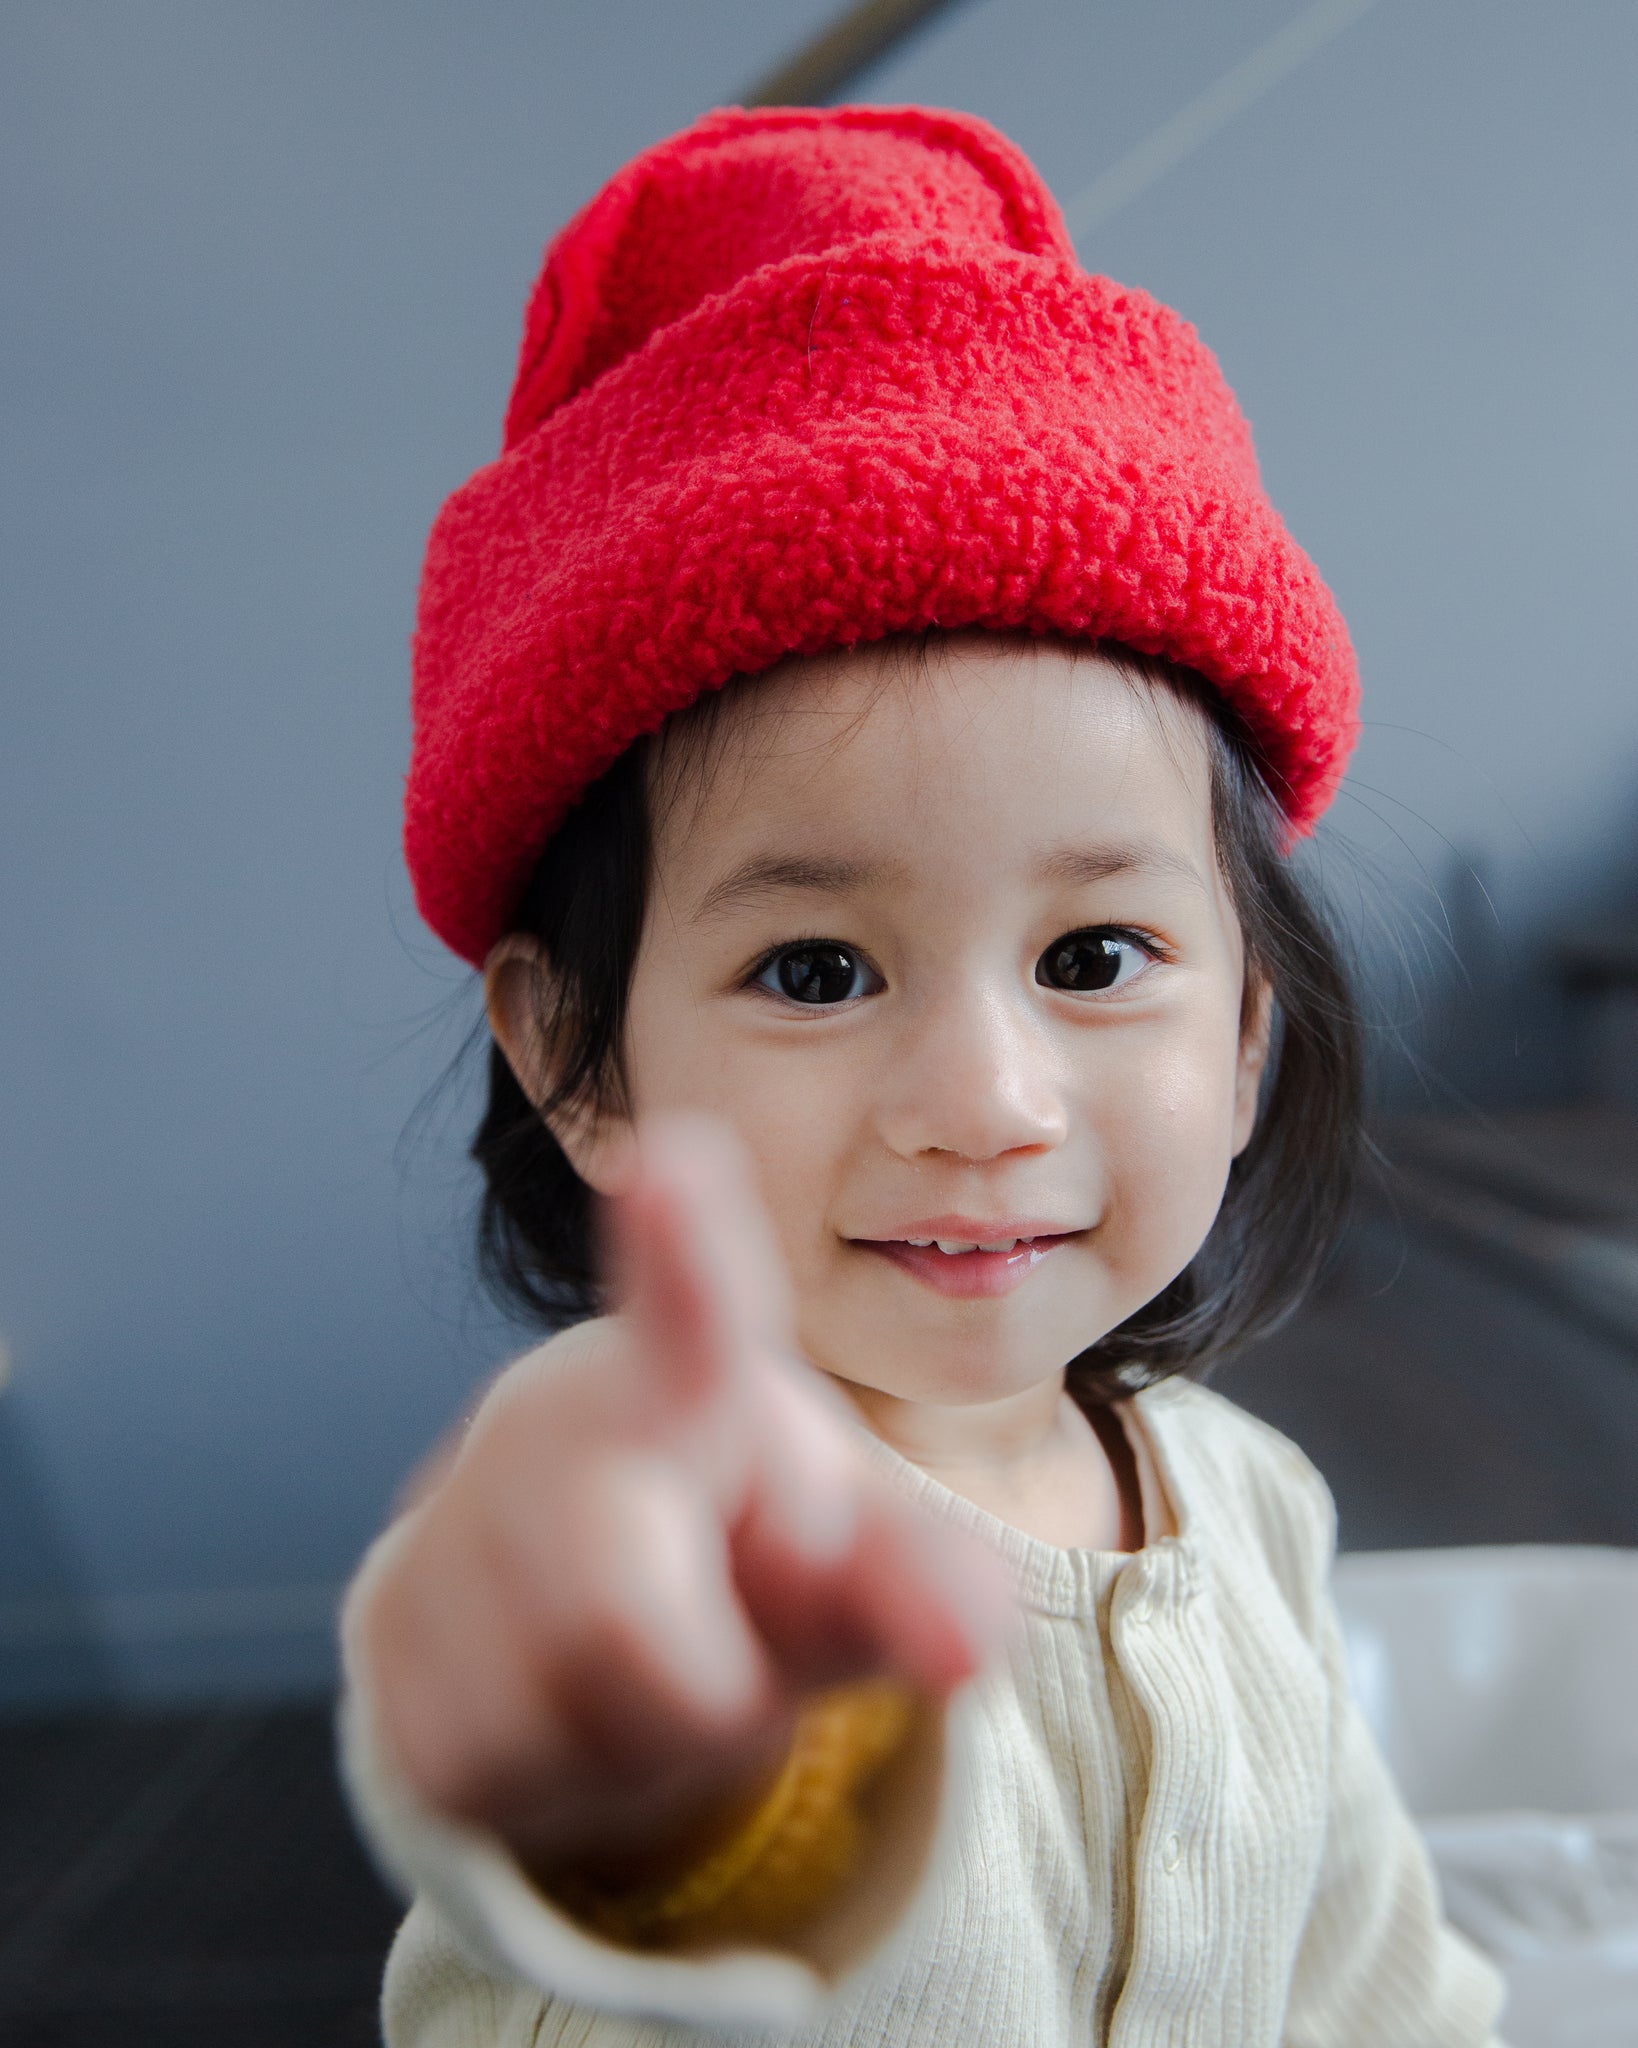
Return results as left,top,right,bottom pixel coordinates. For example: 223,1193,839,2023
407,104,1359,966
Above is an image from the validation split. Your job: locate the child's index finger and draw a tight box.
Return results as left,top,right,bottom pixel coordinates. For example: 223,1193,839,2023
639,1115,795,1353
607,1114,794,1419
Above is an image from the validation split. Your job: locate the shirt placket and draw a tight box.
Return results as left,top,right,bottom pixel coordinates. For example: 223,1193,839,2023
1106,1541,1226,2048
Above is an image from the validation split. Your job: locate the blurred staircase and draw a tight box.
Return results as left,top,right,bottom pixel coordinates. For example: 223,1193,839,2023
1374,1107,1638,1355
1220,926,1638,1550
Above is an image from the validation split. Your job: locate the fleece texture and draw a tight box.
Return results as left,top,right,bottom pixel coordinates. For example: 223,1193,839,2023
407,104,1360,966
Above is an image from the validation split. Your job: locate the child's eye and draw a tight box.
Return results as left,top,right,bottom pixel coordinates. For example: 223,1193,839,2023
750,942,882,1006
1036,929,1155,994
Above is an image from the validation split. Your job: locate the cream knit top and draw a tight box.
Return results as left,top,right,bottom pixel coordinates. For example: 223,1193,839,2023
342,1376,1510,2047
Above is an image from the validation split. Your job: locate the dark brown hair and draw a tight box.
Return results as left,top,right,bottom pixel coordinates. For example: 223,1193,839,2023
471,641,1362,1401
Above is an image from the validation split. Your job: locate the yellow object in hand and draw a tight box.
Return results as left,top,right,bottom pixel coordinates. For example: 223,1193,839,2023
552,1677,918,1951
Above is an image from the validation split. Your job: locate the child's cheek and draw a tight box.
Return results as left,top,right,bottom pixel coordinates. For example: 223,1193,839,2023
624,983,847,1292
731,1090,841,1262
1095,1036,1241,1296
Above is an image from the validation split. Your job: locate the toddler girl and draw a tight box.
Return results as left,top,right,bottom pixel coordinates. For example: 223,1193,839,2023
342,105,1509,2047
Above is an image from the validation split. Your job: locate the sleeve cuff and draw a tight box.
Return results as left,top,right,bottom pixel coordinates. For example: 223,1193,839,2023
337,1522,965,2033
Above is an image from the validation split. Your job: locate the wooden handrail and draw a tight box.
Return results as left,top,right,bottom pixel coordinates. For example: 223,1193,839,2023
743,0,960,107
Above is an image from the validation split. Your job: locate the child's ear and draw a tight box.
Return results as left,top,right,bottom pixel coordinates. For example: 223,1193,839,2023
1232,974,1275,1157
483,935,635,1196
484,933,555,1104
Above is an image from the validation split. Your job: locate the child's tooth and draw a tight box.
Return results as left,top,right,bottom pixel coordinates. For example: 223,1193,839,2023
905,1237,934,1247
935,1238,978,1254
978,1239,1017,1253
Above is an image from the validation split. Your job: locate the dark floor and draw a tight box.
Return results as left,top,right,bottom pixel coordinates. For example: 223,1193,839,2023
0,1708,398,2046
5,1112,1638,2045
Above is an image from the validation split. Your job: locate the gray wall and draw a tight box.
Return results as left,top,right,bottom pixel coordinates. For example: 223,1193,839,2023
0,0,843,1707
3,0,1634,1707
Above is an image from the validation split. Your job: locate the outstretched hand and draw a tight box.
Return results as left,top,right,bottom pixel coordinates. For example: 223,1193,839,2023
355,1114,1011,1876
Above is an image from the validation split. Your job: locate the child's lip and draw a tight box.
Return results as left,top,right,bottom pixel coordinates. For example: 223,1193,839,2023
852,1229,1081,1299
858,1216,1079,1245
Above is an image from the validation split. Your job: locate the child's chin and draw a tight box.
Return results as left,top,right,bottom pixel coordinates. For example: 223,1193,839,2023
821,1323,1096,1411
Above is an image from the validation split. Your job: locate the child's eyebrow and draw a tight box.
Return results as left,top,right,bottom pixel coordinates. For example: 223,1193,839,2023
1037,842,1208,892
690,854,892,923
690,841,1203,923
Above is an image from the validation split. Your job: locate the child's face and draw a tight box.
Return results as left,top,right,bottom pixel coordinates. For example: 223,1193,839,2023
591,634,1264,1408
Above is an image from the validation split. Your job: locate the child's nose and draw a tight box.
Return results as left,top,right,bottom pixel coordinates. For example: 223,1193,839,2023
874,984,1069,1164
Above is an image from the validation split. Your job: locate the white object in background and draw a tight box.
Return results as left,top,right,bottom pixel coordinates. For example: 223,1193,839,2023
1334,1546,1638,2048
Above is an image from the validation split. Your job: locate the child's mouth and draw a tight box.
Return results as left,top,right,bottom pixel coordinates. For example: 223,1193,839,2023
858,1230,1077,1300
